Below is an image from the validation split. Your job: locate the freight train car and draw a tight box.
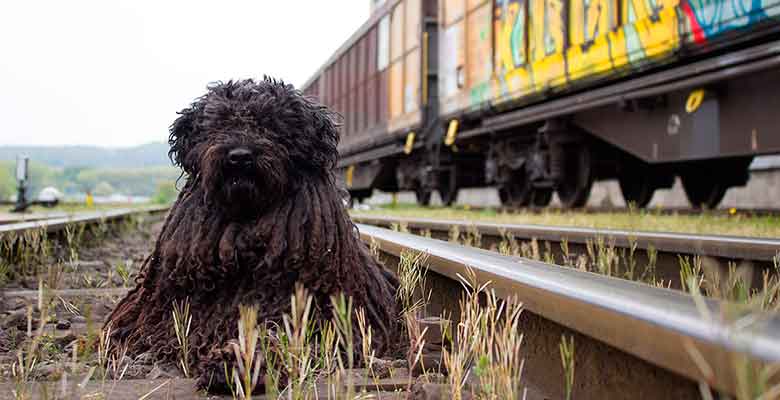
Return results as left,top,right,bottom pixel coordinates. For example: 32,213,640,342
302,0,780,209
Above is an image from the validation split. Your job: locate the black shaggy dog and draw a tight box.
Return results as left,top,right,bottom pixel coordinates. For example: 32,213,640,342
106,78,399,390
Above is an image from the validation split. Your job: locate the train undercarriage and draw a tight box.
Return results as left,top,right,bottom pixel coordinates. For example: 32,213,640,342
383,123,753,210
349,152,754,210
344,41,780,210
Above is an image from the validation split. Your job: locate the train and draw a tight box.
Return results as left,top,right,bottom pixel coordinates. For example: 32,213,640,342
301,0,780,209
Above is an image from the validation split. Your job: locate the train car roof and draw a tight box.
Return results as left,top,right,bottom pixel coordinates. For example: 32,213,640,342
300,0,403,91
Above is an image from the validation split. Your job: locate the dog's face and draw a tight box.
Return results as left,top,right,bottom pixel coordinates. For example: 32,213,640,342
169,79,339,217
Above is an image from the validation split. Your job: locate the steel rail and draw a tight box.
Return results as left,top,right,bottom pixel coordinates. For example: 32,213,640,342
352,214,780,262
445,204,780,218
0,206,169,235
357,223,780,396
0,213,69,226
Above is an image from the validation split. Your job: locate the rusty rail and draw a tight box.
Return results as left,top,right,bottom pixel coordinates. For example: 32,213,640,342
357,223,780,398
0,206,169,235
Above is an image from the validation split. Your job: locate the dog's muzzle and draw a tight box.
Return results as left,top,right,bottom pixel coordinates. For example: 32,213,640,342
220,146,263,202
227,148,254,170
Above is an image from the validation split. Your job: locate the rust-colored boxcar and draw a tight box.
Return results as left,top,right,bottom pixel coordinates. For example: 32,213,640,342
303,0,780,209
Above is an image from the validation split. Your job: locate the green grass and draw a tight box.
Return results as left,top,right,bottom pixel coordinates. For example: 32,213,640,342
352,203,780,238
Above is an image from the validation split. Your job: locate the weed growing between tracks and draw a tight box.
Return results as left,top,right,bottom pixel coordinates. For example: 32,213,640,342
680,254,780,311
172,298,193,378
222,286,357,400
442,266,526,400
559,335,575,400
354,204,780,238
683,275,780,399
386,215,780,312
0,212,150,283
1,212,161,399
24,211,775,398
203,249,530,399
444,224,668,287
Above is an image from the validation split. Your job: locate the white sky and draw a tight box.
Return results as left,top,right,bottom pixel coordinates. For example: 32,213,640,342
0,0,368,147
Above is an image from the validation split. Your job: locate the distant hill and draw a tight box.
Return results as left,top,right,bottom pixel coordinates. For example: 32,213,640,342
0,142,172,168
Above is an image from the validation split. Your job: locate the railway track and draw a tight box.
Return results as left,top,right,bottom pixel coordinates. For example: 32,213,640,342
1,207,777,399
359,223,780,399
448,205,780,218
0,206,170,234
0,205,173,226
0,207,411,399
353,214,780,290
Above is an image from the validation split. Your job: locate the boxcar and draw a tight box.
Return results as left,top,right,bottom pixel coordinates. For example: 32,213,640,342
302,0,780,208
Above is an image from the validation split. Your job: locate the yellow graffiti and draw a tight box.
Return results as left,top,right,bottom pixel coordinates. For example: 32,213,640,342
585,0,614,41
493,0,535,98
495,1,526,72
486,0,681,107
529,0,565,59
627,4,680,59
568,0,617,79
529,0,566,89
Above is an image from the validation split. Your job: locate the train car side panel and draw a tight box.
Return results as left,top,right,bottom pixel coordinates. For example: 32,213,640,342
389,2,406,125
465,1,495,107
439,3,467,116
440,0,496,116
378,14,391,132
444,0,780,116
386,0,424,133
679,0,780,45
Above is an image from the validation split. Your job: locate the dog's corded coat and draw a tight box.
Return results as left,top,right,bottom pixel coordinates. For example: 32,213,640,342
106,78,399,390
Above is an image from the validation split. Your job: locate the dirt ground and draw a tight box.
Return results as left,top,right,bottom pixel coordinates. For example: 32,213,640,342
0,217,182,396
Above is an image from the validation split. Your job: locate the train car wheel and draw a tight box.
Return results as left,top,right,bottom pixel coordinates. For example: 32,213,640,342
498,187,510,205
681,158,750,209
415,187,432,206
501,175,532,208
439,186,459,206
681,175,727,209
438,172,459,207
556,148,593,208
531,189,553,208
619,177,654,208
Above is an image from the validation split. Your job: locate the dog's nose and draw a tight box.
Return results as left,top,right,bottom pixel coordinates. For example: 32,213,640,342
227,148,254,168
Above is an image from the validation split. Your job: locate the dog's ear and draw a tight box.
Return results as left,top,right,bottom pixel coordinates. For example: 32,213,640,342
168,104,202,174
305,101,340,170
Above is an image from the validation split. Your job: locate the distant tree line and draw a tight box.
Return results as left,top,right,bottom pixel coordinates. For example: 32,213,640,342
0,142,170,169
0,161,181,202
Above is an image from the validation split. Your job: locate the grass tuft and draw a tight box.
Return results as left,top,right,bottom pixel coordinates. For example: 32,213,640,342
172,298,193,378
230,304,263,399
560,335,575,400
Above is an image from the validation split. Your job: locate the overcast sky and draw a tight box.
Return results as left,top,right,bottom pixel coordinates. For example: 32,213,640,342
0,0,368,148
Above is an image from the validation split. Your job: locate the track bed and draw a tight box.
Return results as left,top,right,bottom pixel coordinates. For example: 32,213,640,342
0,211,417,399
